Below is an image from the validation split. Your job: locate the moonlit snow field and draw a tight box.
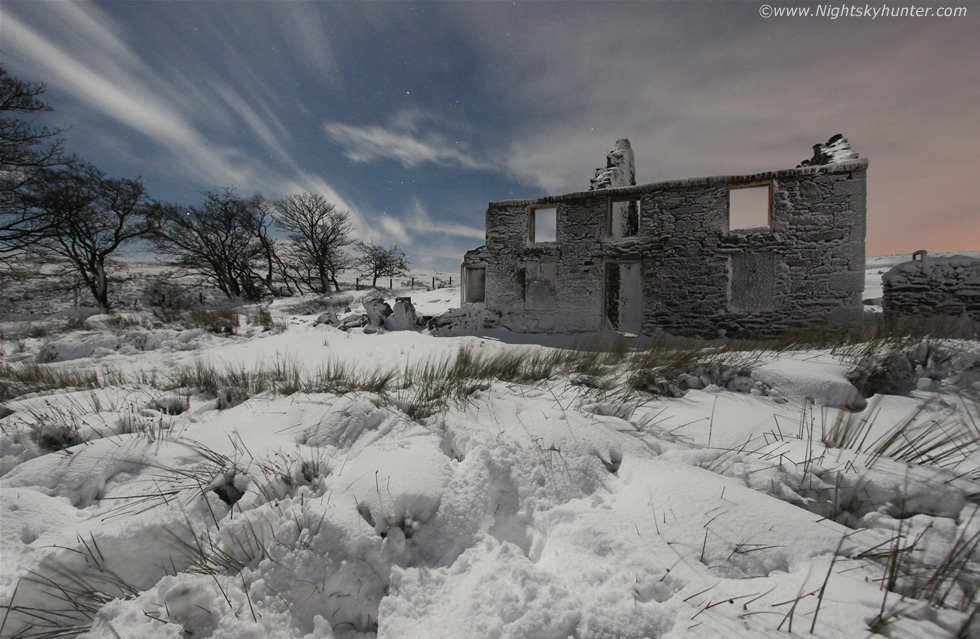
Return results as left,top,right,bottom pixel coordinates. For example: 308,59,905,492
2,257,979,638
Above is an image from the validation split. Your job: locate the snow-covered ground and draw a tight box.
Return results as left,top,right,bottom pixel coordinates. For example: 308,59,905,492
2,257,980,638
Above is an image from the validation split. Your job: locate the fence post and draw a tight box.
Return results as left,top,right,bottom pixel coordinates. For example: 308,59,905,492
432,277,436,289
356,278,360,290
411,278,414,289
389,278,393,289
449,276,452,286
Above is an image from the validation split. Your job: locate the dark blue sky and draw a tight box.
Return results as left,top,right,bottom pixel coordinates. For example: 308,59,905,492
2,1,977,269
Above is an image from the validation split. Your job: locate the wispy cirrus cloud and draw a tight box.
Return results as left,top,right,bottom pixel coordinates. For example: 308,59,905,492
5,7,263,191
3,3,359,205
323,115,493,171
405,198,485,241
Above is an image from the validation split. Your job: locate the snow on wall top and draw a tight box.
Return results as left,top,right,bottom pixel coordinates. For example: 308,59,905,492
882,252,980,284
492,155,867,207
798,133,860,167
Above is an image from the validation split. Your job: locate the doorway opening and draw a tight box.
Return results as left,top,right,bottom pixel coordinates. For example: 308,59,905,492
605,262,643,335
462,265,486,303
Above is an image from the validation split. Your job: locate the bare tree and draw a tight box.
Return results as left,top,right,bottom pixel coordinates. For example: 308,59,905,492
356,241,409,287
20,161,156,309
267,240,307,296
0,64,67,255
272,193,354,293
151,189,271,301
242,200,283,297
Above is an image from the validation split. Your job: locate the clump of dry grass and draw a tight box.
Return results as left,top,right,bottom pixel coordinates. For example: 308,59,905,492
855,506,980,634
0,362,102,402
146,395,189,416
3,318,978,438
151,307,240,334
0,535,141,638
164,356,398,402
823,395,980,471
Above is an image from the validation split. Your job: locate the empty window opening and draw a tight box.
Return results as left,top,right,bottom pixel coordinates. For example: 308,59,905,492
729,253,775,312
530,206,557,243
605,262,643,335
609,198,640,238
463,266,486,303
728,184,771,231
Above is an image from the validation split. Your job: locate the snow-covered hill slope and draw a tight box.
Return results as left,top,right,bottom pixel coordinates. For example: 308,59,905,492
1,261,979,638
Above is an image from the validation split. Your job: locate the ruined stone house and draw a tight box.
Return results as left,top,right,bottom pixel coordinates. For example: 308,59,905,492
882,251,980,323
460,136,867,338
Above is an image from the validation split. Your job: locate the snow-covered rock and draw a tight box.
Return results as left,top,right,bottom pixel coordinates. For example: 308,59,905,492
363,293,393,327
384,297,418,331
313,310,337,326
751,357,867,410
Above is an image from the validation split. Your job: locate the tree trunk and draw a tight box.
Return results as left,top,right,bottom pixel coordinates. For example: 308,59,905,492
319,266,330,295
226,276,241,298
94,267,110,310
263,253,275,293
86,261,111,310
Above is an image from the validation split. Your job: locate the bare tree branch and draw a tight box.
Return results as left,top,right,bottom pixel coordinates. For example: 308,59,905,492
17,160,156,309
0,64,69,254
151,189,275,301
356,241,409,288
272,193,354,293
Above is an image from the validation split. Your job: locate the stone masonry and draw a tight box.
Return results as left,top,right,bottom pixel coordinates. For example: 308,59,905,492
882,252,980,322
461,138,867,338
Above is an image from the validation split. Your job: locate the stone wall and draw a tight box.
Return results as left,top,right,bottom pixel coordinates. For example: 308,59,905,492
463,156,868,338
882,253,980,322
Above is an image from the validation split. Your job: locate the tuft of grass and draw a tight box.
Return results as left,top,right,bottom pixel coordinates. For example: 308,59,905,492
393,346,622,420
0,362,102,402
251,446,330,503
98,313,156,331
164,356,398,405
3,392,97,450
167,359,223,397
304,360,396,396
146,394,189,416
216,385,249,410
246,307,286,333
823,396,980,471
623,337,766,398
0,535,141,638
856,505,980,620
152,307,240,335
116,407,179,442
